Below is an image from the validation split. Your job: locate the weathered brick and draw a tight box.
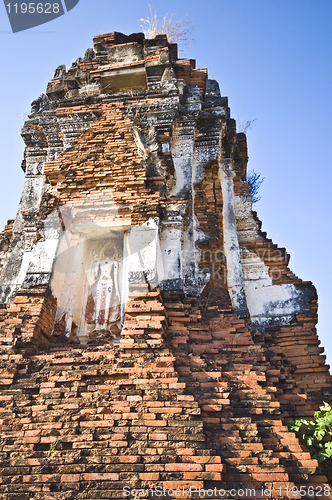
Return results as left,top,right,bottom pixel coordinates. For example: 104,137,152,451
0,28,331,500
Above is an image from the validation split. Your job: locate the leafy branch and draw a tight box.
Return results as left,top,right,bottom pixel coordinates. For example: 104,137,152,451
288,402,332,477
246,170,264,203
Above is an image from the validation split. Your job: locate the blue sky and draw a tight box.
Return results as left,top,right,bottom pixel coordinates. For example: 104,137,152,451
0,0,331,366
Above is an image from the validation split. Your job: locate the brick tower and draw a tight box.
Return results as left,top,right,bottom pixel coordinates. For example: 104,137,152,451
0,31,331,499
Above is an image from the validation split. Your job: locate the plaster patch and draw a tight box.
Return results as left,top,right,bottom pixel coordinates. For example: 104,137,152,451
241,247,314,329
128,218,161,291
218,159,249,318
27,239,60,274
246,281,313,330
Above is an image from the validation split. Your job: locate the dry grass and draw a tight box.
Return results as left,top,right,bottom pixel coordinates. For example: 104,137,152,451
139,6,193,46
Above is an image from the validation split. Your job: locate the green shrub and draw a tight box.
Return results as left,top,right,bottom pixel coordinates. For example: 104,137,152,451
288,402,332,479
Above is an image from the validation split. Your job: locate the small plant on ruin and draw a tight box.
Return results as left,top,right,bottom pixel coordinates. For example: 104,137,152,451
238,118,257,134
23,441,27,447
139,5,193,46
288,402,332,477
246,170,264,203
49,438,60,451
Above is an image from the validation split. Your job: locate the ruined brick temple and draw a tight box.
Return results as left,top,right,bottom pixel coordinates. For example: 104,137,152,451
0,31,331,499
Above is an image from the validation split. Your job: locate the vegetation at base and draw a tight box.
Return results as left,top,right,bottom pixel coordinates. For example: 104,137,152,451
288,402,332,479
